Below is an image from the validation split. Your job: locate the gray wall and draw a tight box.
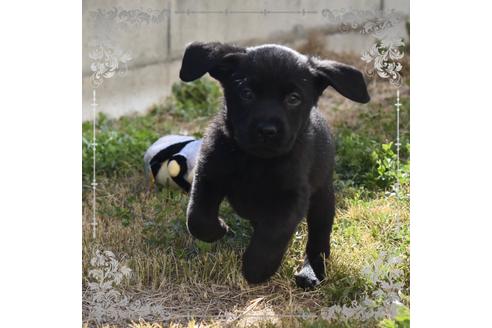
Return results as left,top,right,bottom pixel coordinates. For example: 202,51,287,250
82,0,409,121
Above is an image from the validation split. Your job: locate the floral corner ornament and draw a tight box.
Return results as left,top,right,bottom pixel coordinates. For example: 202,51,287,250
358,10,406,88
320,252,407,322
361,38,405,87
87,250,132,297
85,250,132,322
84,250,168,323
89,41,132,89
323,9,407,87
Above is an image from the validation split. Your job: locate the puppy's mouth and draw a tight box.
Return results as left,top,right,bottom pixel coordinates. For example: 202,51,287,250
239,136,296,158
245,145,286,158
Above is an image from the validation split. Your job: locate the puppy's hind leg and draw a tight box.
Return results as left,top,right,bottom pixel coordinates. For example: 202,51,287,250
295,182,335,289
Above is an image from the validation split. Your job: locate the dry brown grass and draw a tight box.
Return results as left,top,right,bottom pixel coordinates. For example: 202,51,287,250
83,176,409,326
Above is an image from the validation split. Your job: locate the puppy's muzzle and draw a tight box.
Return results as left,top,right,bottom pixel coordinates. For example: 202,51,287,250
256,122,279,141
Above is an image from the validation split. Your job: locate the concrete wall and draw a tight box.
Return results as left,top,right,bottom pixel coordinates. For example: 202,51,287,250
82,0,409,121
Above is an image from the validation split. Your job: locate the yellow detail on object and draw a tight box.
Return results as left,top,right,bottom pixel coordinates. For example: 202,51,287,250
168,160,180,177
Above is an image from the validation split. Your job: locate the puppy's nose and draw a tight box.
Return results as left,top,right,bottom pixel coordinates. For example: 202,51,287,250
257,123,278,139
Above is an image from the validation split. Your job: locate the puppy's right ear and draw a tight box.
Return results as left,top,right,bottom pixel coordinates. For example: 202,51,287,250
309,58,370,103
179,42,246,82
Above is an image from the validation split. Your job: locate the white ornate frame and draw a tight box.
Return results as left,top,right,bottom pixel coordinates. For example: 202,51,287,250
84,5,408,325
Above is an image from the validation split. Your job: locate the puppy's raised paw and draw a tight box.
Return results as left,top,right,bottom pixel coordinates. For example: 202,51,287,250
187,216,231,243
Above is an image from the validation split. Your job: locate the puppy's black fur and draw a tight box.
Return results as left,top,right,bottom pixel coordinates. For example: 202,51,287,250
180,42,369,289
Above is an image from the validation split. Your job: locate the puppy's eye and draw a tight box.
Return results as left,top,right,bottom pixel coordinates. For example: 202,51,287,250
286,92,302,106
239,88,255,102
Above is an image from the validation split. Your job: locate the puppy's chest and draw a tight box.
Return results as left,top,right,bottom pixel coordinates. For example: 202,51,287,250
224,159,304,220
231,158,299,188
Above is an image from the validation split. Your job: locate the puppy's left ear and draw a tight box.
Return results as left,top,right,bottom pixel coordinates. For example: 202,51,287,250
179,41,246,82
309,58,370,103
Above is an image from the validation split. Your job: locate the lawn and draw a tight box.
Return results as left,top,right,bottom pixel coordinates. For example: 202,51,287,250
82,57,410,327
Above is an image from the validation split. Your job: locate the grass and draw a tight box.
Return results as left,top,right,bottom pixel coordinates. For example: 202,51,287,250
82,67,410,326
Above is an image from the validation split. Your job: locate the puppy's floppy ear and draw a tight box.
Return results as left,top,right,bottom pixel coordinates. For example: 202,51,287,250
179,42,246,82
309,58,370,103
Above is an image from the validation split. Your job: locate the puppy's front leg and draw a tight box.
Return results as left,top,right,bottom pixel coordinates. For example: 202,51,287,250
186,176,229,243
242,218,299,284
295,182,335,289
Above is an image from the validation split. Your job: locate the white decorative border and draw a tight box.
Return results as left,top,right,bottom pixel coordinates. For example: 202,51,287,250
361,39,405,87
89,7,169,27
90,88,97,239
89,41,132,89
174,9,318,15
83,250,406,324
86,7,167,239
395,89,402,198
83,6,408,325
325,9,407,199
84,8,168,323
87,42,132,240
322,9,406,87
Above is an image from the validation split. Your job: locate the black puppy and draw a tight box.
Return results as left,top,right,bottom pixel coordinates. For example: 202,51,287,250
180,42,369,289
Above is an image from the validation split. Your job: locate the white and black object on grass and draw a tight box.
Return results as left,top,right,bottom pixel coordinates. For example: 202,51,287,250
143,135,203,192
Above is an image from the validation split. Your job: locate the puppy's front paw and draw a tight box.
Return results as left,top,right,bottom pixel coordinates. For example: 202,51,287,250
294,262,322,289
187,215,230,243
